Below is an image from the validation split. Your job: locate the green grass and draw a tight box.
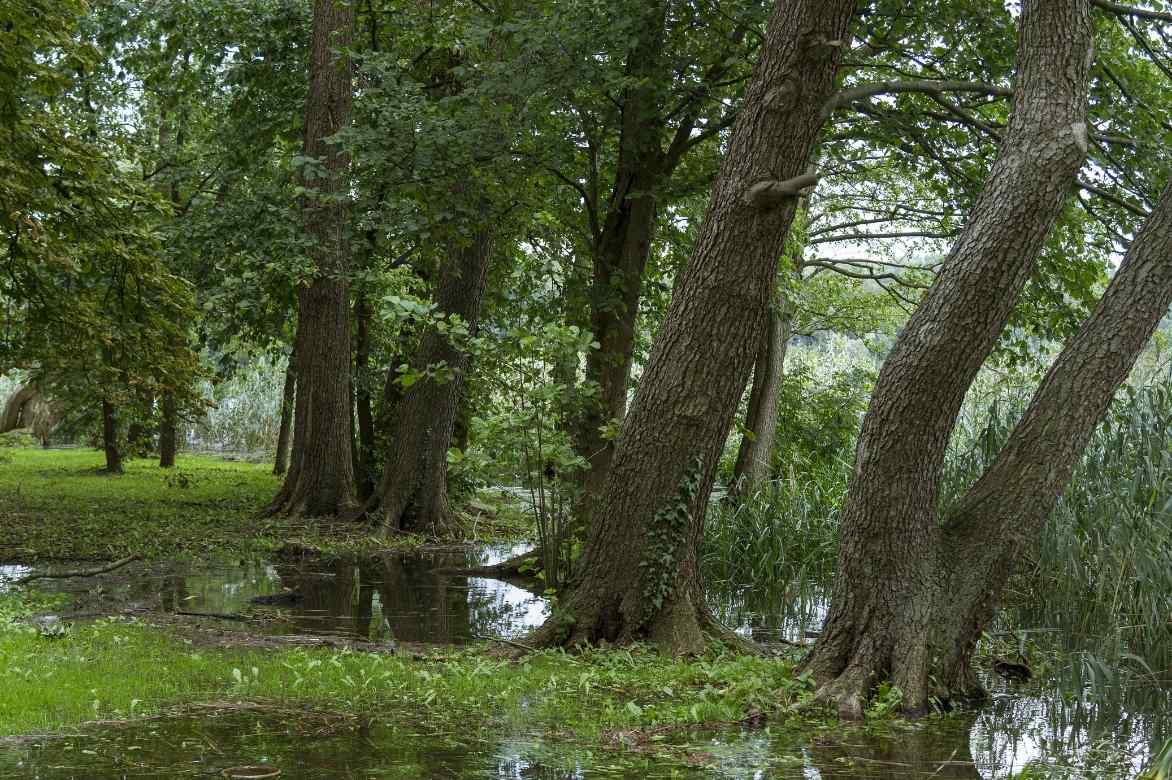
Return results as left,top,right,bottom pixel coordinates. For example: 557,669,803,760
0,448,285,561
0,590,812,739
0,448,531,561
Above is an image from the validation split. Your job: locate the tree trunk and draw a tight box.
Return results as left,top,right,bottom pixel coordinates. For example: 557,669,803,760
354,294,376,498
571,5,667,525
102,399,123,475
266,0,357,517
274,350,296,476
368,227,494,536
801,0,1094,718
528,0,857,654
731,294,792,495
934,179,1172,705
158,392,177,468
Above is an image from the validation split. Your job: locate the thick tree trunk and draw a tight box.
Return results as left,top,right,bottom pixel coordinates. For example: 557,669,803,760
101,399,123,475
801,0,1094,718
354,294,376,498
266,0,357,517
158,393,177,468
368,227,494,536
528,0,857,654
731,295,792,495
274,351,296,476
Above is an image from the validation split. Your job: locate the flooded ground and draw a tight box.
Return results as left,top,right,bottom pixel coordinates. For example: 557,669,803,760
0,545,548,645
1,548,1168,778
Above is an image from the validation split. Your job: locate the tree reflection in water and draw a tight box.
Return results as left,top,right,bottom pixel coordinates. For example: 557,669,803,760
268,549,548,644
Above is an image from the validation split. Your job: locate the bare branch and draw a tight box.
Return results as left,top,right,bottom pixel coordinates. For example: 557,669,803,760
1090,0,1172,23
809,229,959,246
823,79,1011,120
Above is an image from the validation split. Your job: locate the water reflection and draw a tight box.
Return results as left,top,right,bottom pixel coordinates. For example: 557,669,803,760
257,549,548,643
2,546,549,644
3,553,1168,778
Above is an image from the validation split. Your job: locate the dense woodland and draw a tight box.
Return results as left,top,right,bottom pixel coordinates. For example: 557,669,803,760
4,0,1172,737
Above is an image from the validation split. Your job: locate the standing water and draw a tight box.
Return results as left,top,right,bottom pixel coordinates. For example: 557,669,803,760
1,547,1167,778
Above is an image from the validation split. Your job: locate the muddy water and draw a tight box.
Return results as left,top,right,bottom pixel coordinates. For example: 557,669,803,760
1,549,1168,778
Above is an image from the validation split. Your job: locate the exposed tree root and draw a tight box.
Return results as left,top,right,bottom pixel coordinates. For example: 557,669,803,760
519,597,768,659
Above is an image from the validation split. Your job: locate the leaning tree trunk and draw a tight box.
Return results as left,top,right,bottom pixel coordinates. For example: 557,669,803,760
265,0,357,517
273,350,296,476
731,294,792,496
101,399,123,475
527,0,857,654
801,0,1094,718
931,178,1172,707
158,392,177,468
368,227,493,536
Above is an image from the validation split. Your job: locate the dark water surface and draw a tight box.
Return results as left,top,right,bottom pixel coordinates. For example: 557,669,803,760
1,548,1167,778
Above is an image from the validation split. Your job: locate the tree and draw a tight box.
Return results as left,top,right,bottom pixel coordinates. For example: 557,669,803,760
527,0,858,652
266,0,358,517
532,0,768,518
800,0,1102,717
368,224,494,534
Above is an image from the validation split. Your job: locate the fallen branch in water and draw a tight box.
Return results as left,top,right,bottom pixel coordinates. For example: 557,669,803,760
174,610,254,622
15,555,140,585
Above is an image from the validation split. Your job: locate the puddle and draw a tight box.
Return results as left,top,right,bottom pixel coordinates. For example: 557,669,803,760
1,698,1162,778
0,709,983,779
1,545,547,645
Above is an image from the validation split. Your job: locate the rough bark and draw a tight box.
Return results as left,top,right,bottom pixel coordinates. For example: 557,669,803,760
932,178,1172,703
354,294,376,498
158,393,177,468
274,350,296,476
368,227,494,536
126,420,147,455
101,399,123,475
731,294,792,495
573,22,664,520
528,0,857,653
801,0,1095,717
266,0,358,517
155,89,180,470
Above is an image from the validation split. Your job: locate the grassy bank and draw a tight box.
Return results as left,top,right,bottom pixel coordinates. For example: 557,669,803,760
0,589,815,740
0,448,528,561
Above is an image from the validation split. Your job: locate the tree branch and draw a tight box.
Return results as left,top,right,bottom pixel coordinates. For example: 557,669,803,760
822,79,1011,120
1090,0,1172,23
743,174,820,208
